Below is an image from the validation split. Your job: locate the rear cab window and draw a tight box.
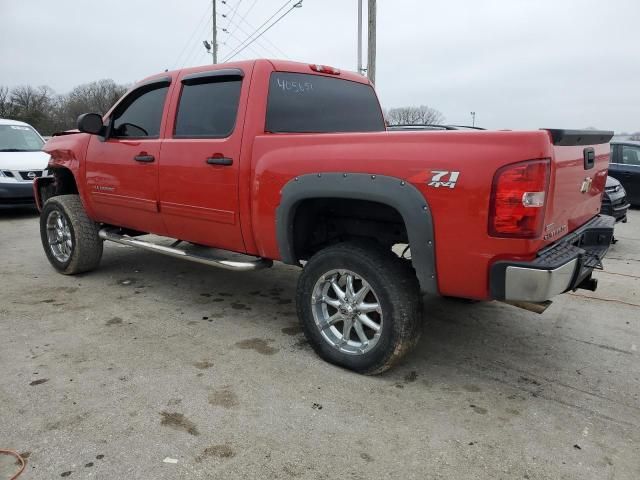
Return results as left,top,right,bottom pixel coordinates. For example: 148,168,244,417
265,72,384,133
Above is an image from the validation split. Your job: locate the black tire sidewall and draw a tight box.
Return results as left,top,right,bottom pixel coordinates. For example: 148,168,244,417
297,245,413,374
40,199,76,272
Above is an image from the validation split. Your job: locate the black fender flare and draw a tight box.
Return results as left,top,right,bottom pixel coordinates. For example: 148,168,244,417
275,173,438,295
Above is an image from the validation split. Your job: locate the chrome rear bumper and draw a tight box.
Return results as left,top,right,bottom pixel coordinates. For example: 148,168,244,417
504,259,578,302
490,215,615,302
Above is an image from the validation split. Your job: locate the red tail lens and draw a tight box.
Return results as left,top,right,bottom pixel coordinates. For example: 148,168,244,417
489,159,550,238
309,64,341,75
592,169,607,192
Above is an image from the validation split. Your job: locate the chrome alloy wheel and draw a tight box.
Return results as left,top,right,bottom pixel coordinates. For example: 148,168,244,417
46,210,73,263
311,269,383,355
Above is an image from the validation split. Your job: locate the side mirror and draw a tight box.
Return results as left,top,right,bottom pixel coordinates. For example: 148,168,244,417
77,113,105,135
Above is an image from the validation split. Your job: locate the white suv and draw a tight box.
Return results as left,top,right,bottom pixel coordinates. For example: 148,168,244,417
0,118,49,207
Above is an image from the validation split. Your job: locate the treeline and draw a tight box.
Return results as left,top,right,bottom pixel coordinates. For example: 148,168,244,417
384,105,445,126
0,80,129,135
2,78,450,134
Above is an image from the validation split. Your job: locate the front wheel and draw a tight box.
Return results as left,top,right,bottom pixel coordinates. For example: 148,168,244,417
40,195,103,274
296,242,423,375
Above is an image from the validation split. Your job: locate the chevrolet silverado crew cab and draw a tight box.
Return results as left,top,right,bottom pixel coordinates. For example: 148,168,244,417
35,59,615,374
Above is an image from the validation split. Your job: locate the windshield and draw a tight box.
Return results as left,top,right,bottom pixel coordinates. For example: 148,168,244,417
0,124,45,152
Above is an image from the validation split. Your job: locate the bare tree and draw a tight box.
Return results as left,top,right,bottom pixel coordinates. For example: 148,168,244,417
59,79,128,130
0,79,128,135
8,85,58,133
629,132,640,141
384,105,445,126
0,86,14,118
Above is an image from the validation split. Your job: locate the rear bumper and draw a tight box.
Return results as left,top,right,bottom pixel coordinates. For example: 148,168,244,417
0,182,35,206
490,215,615,302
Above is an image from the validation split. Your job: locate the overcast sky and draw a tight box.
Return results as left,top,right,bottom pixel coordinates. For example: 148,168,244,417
1,0,638,132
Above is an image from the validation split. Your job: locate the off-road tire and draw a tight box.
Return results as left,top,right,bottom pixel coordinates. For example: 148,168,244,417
40,194,103,274
296,241,423,375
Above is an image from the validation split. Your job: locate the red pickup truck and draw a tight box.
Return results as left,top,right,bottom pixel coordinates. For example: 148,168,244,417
35,59,614,374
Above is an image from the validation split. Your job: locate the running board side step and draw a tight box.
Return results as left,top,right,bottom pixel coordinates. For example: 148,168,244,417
98,229,273,271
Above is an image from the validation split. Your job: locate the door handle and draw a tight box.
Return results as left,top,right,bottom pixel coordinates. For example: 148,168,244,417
134,154,155,163
206,156,233,166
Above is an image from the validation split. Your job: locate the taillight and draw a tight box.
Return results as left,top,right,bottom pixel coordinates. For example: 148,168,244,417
309,64,341,75
592,169,607,192
489,159,550,238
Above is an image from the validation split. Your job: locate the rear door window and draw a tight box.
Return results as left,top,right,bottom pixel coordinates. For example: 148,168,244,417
174,76,242,138
265,72,384,133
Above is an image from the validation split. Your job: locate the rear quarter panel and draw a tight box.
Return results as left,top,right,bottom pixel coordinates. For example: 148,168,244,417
251,130,557,299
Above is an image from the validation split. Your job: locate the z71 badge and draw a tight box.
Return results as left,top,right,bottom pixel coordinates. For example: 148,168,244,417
428,170,460,189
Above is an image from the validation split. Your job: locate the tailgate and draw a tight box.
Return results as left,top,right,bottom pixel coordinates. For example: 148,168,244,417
542,129,613,244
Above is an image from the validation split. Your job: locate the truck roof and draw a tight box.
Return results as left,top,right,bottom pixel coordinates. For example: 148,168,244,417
141,59,371,87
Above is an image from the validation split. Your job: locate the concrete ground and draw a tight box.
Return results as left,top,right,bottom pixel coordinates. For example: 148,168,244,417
0,208,638,480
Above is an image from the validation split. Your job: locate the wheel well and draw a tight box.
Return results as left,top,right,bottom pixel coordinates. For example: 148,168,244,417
40,167,78,206
291,198,409,261
52,167,79,195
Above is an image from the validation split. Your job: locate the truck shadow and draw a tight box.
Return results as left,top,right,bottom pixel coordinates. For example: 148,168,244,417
0,206,39,220
97,245,564,371
95,243,635,424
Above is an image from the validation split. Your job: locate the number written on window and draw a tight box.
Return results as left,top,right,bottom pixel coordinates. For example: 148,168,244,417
276,78,313,94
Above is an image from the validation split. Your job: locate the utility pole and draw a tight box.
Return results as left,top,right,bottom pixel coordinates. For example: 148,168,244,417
357,0,363,75
212,0,218,64
367,0,376,84
470,111,476,127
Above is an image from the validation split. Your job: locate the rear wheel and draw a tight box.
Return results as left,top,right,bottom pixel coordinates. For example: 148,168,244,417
40,195,103,274
296,242,422,375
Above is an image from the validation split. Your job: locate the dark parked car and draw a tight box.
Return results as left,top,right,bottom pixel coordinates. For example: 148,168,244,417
601,176,630,223
609,141,640,205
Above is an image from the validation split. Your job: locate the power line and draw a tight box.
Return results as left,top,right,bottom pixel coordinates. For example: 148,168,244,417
183,13,215,67
221,0,294,61
230,7,290,58
240,0,260,23
223,1,302,62
225,0,244,31
220,10,288,59
172,1,213,69
223,0,254,40
218,13,267,58
219,3,275,57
